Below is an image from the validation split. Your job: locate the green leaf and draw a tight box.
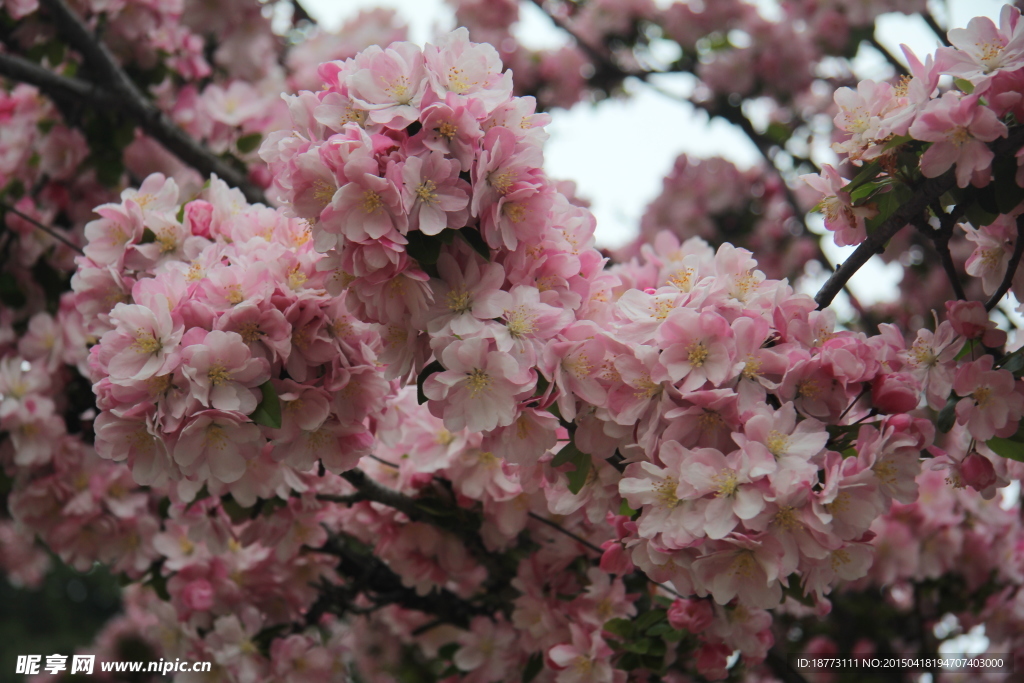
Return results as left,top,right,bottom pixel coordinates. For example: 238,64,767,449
883,133,913,150
522,653,543,683
645,623,674,637
250,380,282,428
140,227,157,244
457,226,491,261
999,348,1024,375
765,121,791,145
438,643,459,661
147,571,170,601
635,608,667,633
622,639,651,655
986,436,1024,462
416,359,445,405
964,199,999,227
551,441,583,467
236,132,263,155
405,230,444,266
842,159,882,195
566,455,591,494
603,618,635,639
954,77,975,94
863,182,912,234
221,495,252,523
955,339,977,361
937,395,959,433
619,499,638,517
177,203,186,223
849,180,883,203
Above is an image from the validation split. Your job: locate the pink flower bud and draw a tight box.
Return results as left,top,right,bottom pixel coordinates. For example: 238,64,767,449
181,578,214,612
695,642,732,681
667,598,714,633
945,300,1007,347
961,452,998,493
870,372,919,414
184,200,214,238
599,540,633,575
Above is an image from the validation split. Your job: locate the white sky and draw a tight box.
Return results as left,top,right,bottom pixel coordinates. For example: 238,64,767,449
299,0,1008,305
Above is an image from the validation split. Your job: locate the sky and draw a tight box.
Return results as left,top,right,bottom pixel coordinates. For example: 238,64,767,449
297,0,1009,306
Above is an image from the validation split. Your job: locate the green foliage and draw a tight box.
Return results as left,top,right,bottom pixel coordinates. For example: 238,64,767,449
236,132,263,154
250,380,282,428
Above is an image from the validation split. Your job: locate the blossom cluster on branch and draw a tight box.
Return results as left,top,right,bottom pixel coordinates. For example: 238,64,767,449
2,1,1024,682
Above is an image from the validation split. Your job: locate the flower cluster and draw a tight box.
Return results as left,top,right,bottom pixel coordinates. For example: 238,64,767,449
804,6,1024,246
74,173,394,497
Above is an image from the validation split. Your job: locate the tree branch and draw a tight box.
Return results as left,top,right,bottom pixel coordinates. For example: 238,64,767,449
922,11,951,48
985,213,1024,311
867,35,907,75
338,468,516,589
0,202,84,255
314,532,494,627
815,127,1024,309
528,512,603,555
30,0,266,205
526,0,644,81
0,52,114,108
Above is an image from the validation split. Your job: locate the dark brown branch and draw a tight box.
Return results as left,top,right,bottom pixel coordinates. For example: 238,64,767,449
33,0,266,205
289,0,315,25
338,468,516,588
867,35,907,75
914,203,966,301
314,532,494,628
815,126,1024,309
922,11,951,48
528,512,603,554
0,201,84,254
0,52,114,107
526,0,644,80
985,213,1024,311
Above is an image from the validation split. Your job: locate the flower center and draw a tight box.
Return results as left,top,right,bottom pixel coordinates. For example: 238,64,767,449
467,368,492,398
687,341,709,368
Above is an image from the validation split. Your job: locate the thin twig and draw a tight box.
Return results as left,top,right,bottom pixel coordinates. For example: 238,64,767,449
985,213,1024,311
528,512,603,554
290,0,315,25
0,201,84,254
526,0,644,80
32,0,266,204
867,35,907,75
922,11,951,48
0,52,114,108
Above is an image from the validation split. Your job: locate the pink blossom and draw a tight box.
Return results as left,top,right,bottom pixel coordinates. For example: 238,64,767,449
181,330,270,414
953,354,1024,441
908,92,1007,188
655,308,736,392
347,42,428,128
691,535,786,609
398,151,470,235
172,409,263,484
423,337,533,433
99,300,184,383
939,6,1024,84
801,164,877,246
